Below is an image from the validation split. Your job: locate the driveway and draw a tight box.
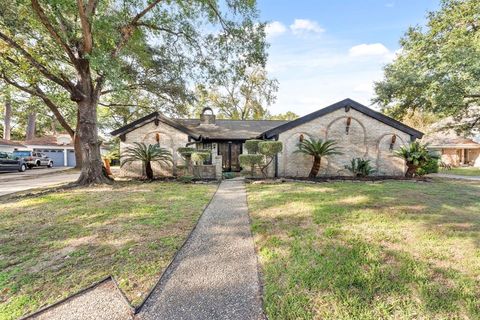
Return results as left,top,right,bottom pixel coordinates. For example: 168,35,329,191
0,167,79,197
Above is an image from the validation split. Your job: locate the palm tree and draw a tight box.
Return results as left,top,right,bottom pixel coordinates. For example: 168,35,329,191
394,141,433,178
294,138,342,178
121,143,173,180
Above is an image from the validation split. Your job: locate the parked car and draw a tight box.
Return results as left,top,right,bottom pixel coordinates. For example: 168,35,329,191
0,151,27,172
12,150,54,169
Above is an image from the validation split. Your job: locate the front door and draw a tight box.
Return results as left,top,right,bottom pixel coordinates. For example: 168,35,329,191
217,142,242,172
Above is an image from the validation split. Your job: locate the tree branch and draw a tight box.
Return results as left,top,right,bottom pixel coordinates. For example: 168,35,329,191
76,0,94,54
98,102,141,108
31,0,79,67
0,74,75,136
0,31,78,94
94,0,163,96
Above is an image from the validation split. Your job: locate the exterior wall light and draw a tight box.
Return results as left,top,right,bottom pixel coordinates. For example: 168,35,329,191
390,134,397,150
346,117,352,135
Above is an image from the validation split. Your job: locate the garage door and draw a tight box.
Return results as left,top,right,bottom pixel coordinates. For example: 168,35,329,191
67,150,76,167
34,149,65,167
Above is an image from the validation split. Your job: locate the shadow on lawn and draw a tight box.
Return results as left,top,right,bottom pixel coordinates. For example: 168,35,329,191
249,180,480,319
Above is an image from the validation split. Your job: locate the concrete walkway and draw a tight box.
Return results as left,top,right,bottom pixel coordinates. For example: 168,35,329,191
138,178,264,320
429,173,480,181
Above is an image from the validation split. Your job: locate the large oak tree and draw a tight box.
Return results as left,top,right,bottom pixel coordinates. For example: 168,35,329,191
373,0,480,135
0,0,267,184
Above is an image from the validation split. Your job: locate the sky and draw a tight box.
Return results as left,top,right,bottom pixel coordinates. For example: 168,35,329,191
257,0,440,116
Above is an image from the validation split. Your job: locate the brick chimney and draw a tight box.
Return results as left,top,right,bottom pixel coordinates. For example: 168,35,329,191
200,107,216,125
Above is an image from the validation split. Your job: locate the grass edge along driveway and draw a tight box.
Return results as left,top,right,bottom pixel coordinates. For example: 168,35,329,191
247,180,480,319
0,181,217,320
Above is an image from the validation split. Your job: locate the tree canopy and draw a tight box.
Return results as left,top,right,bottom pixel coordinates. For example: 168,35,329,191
0,0,268,184
373,0,480,134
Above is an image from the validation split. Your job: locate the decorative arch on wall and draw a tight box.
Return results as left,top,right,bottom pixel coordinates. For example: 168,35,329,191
325,116,367,174
282,131,316,177
375,133,407,175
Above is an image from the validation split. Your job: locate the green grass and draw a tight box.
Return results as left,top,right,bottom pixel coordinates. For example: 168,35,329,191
247,180,480,319
0,181,216,320
440,167,480,176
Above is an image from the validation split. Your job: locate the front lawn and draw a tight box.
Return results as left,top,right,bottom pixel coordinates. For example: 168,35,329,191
247,180,480,319
440,167,480,176
0,181,216,319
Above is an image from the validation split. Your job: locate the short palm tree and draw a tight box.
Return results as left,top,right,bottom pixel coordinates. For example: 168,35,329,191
121,143,173,180
295,138,342,178
394,141,432,178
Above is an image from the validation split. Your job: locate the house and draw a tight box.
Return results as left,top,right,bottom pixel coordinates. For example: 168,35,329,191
21,134,78,167
424,135,480,167
21,134,110,167
111,98,424,178
0,139,27,153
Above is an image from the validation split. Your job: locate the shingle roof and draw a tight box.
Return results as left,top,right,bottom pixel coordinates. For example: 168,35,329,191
176,119,289,140
0,139,26,147
424,134,480,149
110,98,424,141
23,135,73,146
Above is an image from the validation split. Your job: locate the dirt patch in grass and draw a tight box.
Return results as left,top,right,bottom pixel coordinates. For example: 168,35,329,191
248,180,480,319
0,181,216,320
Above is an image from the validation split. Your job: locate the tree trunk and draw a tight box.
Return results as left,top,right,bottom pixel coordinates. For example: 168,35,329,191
309,156,321,178
26,111,36,140
145,161,153,180
73,132,83,169
75,98,111,185
3,92,11,140
405,165,417,178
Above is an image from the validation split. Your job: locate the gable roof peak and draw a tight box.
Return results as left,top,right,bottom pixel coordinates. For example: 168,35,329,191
260,98,424,139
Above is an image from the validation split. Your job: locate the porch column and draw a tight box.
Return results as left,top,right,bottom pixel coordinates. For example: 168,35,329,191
63,149,68,167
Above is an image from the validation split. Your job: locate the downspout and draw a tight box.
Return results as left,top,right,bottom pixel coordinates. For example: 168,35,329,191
274,134,279,178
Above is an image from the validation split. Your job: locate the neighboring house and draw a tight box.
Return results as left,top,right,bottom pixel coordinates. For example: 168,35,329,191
424,135,480,167
0,139,27,153
22,134,78,167
111,98,423,178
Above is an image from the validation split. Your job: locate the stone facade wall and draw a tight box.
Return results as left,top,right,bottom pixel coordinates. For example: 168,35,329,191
440,148,480,167
472,150,480,167
277,108,411,177
120,121,189,177
440,149,460,167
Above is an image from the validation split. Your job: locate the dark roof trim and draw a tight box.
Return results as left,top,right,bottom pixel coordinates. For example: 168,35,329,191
260,98,424,139
110,112,200,140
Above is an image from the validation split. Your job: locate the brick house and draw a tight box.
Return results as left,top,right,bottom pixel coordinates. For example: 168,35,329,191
111,98,423,178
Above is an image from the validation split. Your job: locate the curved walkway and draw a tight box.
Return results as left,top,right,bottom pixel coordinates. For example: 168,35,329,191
138,178,264,320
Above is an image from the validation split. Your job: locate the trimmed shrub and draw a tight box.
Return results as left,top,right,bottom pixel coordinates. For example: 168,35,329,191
191,151,211,165
258,141,283,178
258,141,283,156
244,139,263,154
417,157,439,176
177,147,195,157
345,158,376,177
239,154,264,176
